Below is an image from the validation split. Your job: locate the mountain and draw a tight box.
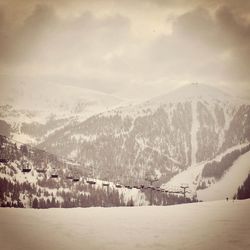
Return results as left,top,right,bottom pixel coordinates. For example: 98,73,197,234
1,83,249,201
38,83,250,191
0,134,192,208
163,143,250,200
0,82,125,144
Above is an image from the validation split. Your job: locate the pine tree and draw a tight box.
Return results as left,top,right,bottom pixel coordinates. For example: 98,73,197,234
236,174,250,199
127,197,134,207
32,197,39,209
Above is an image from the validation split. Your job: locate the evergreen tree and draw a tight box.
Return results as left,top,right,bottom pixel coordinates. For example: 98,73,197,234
236,174,250,199
32,197,39,209
127,197,134,207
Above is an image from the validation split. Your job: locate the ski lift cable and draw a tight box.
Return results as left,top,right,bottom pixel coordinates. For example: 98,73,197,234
0,134,83,175
1,134,155,188
0,134,81,168
0,134,189,194
2,135,133,188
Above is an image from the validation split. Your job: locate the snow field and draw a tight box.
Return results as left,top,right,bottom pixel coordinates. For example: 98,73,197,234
197,150,250,201
164,143,250,198
0,199,249,250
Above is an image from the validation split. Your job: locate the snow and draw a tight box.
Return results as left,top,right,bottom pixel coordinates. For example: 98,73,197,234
12,133,37,145
162,161,204,195
163,143,250,196
0,161,39,185
191,100,198,165
0,82,125,113
135,137,181,166
70,134,97,142
118,186,148,206
69,149,78,159
0,199,249,250
197,150,250,201
110,83,250,121
0,82,128,145
150,83,250,105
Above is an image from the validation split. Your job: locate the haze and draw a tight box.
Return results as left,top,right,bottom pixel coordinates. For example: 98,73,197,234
0,0,249,101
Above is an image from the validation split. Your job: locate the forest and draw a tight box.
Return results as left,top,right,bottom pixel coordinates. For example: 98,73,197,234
0,135,196,208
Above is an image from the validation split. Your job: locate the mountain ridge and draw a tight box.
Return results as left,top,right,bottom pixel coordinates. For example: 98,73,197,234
38,84,250,190
0,82,127,144
0,83,249,202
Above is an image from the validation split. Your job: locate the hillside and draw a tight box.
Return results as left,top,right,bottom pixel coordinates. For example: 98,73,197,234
163,143,250,199
1,83,250,202
0,82,125,144
0,199,249,250
197,150,250,201
39,84,250,188
0,135,194,208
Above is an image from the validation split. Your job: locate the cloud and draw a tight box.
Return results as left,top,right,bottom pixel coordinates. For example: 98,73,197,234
0,0,249,99
141,4,250,94
0,4,56,63
0,2,132,91
214,6,250,82
0,3,130,62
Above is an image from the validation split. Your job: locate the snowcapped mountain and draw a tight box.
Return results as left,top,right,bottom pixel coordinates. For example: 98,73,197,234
0,134,190,208
162,143,250,200
0,82,125,144
1,82,249,201
38,83,250,193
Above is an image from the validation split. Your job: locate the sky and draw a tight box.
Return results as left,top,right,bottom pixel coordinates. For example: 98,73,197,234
0,0,249,100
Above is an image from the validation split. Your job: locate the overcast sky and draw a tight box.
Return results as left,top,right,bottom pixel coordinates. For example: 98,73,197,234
0,0,249,100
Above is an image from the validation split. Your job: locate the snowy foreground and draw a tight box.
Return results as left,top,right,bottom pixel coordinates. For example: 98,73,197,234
0,200,250,250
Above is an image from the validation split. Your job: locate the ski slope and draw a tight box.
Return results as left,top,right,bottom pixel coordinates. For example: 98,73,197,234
0,200,249,250
197,150,250,201
162,143,250,197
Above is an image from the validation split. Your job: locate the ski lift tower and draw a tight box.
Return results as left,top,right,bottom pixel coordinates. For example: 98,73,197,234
86,164,96,185
180,183,189,200
145,175,159,206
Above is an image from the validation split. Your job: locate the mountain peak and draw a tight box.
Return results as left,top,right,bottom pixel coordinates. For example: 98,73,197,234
150,83,233,105
173,83,230,97
147,83,248,105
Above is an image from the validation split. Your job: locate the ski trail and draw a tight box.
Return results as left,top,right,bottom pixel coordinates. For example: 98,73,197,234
191,100,198,166
197,150,250,201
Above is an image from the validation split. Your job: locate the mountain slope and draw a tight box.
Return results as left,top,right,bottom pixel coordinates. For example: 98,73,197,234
0,135,193,207
0,82,125,144
162,143,250,197
39,84,250,187
197,149,250,201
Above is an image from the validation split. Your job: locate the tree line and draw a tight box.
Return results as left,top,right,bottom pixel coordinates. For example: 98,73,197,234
201,144,250,180
235,174,250,200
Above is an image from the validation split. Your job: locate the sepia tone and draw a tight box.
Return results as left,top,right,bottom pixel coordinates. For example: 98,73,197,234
0,1,249,249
